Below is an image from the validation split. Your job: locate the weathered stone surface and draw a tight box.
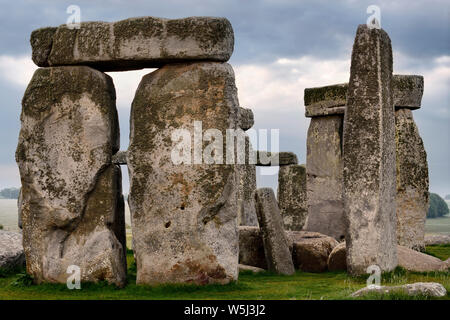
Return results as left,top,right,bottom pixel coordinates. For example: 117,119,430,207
238,226,267,269
237,136,258,226
256,151,298,166
255,188,295,275
395,108,429,250
290,234,338,272
31,17,234,72
343,25,397,275
237,107,254,131
393,75,424,109
424,234,450,245
304,83,347,117
327,242,347,271
444,258,450,271
238,264,265,273
328,243,447,272
305,115,345,240
16,66,126,286
30,27,57,67
0,231,25,270
305,75,423,117
112,150,127,165
351,282,447,298
277,164,307,231
128,62,239,285
397,245,446,272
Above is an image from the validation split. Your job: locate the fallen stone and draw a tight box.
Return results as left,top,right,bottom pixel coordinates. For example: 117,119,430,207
255,188,295,275
290,233,338,272
112,151,127,165
256,152,298,166
277,164,307,231
304,75,424,118
128,62,239,285
31,17,234,71
327,242,347,271
238,264,265,273
237,107,254,131
398,245,446,272
16,66,126,286
424,234,450,245
444,258,450,270
304,115,346,240
395,108,429,250
327,243,447,272
0,231,25,270
238,226,267,269
343,25,397,275
351,282,447,298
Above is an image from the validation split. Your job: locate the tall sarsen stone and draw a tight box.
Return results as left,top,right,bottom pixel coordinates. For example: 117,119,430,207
128,62,239,285
16,66,126,286
343,25,397,275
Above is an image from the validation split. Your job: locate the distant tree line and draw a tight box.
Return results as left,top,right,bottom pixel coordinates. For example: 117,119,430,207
427,193,449,218
0,187,20,199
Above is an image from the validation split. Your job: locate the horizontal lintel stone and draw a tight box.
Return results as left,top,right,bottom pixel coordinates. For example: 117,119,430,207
31,16,234,71
256,151,298,166
304,75,424,117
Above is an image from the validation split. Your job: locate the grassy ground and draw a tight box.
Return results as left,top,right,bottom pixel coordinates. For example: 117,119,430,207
0,246,448,300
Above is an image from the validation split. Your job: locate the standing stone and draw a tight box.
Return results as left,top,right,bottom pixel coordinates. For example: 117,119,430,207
395,108,429,250
343,25,397,275
277,164,307,231
237,135,258,226
254,188,295,275
16,66,126,286
128,62,239,285
31,17,234,72
305,115,345,240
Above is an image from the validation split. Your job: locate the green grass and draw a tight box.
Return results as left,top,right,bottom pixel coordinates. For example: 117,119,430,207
425,244,450,261
0,248,448,300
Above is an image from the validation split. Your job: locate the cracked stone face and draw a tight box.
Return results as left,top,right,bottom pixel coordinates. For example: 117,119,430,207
128,62,239,285
343,25,397,275
31,16,234,72
16,66,126,286
395,108,429,250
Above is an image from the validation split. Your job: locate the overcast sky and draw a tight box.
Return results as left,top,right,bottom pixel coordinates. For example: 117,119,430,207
0,0,448,196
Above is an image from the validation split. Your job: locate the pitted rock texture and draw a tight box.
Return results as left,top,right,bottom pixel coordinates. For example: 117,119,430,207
128,62,239,285
395,108,429,250
305,115,345,240
0,231,25,270
16,66,126,286
31,17,234,71
305,75,423,117
343,25,397,275
237,135,258,226
277,164,307,231
255,188,295,275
